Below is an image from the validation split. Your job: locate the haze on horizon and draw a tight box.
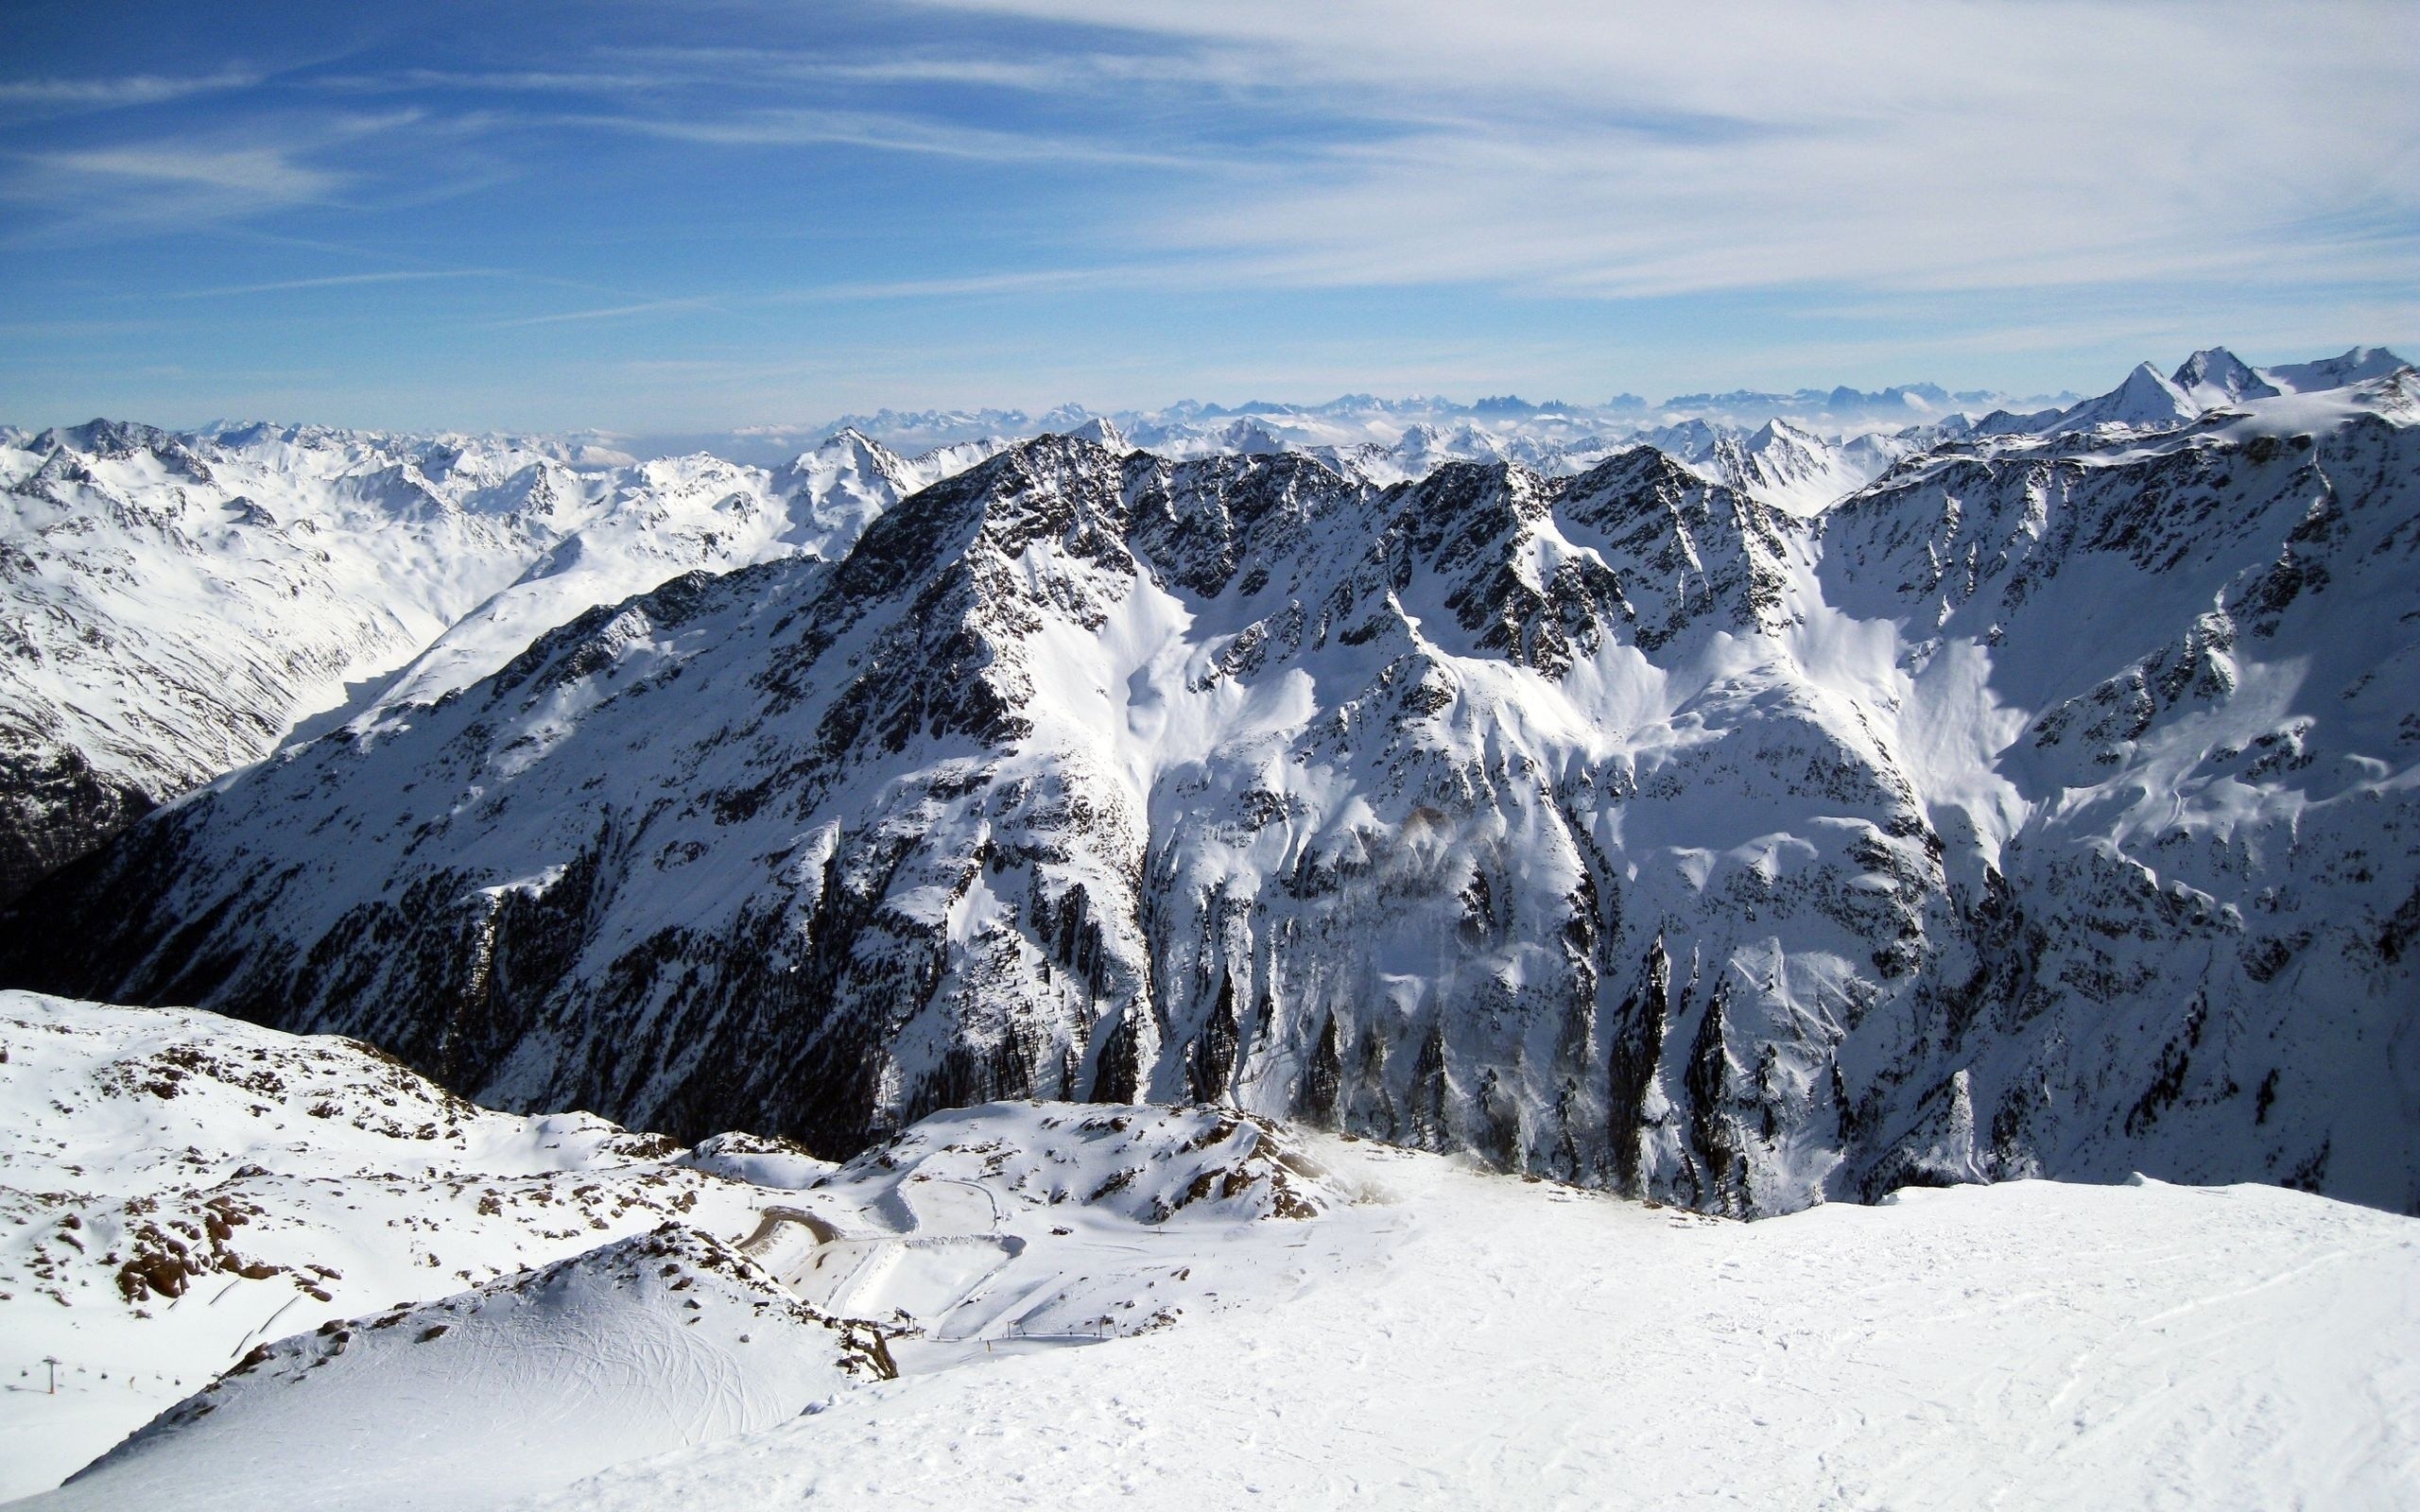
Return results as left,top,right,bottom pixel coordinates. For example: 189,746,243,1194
4,0,2415,434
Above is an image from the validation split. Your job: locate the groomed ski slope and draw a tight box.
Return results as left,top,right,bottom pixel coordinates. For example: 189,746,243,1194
523,1152,2418,1512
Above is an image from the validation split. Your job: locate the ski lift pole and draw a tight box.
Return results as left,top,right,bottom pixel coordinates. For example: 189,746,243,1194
43,1356,60,1395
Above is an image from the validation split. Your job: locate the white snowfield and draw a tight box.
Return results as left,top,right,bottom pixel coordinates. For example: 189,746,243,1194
3,995,2414,1511
526,1162,2419,1512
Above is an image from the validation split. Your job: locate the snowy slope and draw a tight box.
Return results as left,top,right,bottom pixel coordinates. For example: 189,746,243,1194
27,1228,882,1512
9,362,2415,1227
0,993,1366,1503
0,990,826,1498
1696,417,1883,515
529,1153,2420,1512
9,1003,2411,1512
762,1102,1357,1358
521,1153,2419,1512
366,430,988,711
2265,345,2410,394
0,421,589,900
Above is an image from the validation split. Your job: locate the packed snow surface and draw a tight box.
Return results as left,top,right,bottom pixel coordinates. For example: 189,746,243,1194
2,999,2412,1511
527,1157,2418,1512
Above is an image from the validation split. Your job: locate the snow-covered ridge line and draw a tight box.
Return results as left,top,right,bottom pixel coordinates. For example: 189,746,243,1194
798,379,2053,455
759,345,2395,474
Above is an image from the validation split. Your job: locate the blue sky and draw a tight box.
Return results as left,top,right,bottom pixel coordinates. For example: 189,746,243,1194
5,0,2416,433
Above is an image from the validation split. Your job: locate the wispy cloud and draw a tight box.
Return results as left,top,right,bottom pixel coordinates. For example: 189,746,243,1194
4,1,2411,423
163,268,504,299
36,143,343,198
549,105,1202,168
322,48,1205,99
493,297,722,327
902,0,2420,300
769,266,1150,301
312,67,684,97
288,3,2415,303
0,69,260,115
0,108,441,244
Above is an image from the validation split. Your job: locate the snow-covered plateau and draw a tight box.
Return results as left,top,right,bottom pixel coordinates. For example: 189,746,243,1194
0,991,2412,1510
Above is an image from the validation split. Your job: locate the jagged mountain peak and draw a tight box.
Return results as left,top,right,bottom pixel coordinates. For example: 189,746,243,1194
2264,345,2411,394
35,417,189,459
1745,415,1823,448
2171,347,2281,407
1062,415,1131,452
2050,360,2202,434
801,424,900,461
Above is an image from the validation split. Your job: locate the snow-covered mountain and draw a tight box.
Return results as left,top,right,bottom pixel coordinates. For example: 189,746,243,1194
2265,345,2411,395
817,399,1919,511
4,995,2412,1510
2173,346,2282,408
10,355,2328,910
0,422,996,900
803,382,2067,460
1632,415,1893,516
365,429,995,713
7,353,2413,1228
1963,345,2411,443
2047,360,2204,435
0,421,582,901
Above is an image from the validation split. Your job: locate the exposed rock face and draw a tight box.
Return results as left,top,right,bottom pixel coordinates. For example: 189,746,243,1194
0,745,153,903
6,375,2417,1217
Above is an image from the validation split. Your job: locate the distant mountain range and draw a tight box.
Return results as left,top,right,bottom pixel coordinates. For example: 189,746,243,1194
702,379,2078,462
